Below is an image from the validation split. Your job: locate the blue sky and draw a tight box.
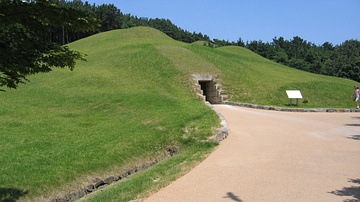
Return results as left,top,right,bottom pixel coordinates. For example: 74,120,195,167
87,0,360,45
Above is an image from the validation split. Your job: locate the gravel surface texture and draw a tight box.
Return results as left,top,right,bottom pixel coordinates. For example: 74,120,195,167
145,104,360,202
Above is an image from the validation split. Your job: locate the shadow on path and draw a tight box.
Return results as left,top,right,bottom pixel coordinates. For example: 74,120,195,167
223,192,243,202
329,179,360,202
347,135,360,140
345,118,360,140
0,188,28,202
345,124,360,127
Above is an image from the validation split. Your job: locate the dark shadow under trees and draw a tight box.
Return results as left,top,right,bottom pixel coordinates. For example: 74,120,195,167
345,124,360,127
330,179,360,202
345,118,360,140
0,188,28,202
347,135,360,140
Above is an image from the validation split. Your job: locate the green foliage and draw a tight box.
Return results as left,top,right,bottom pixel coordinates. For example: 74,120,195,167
17,0,356,84
0,0,97,90
96,3,123,31
204,36,359,83
333,40,360,81
246,37,360,82
188,44,357,108
34,1,211,45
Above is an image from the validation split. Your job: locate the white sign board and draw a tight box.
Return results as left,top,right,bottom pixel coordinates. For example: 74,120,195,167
286,90,303,99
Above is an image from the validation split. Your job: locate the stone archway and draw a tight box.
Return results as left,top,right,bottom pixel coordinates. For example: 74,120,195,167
192,74,227,104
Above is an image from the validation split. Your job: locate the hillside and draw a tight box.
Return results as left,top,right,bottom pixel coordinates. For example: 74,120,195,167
0,26,358,201
72,27,357,108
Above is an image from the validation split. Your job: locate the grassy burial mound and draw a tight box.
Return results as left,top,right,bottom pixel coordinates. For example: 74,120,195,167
0,26,358,201
189,45,357,108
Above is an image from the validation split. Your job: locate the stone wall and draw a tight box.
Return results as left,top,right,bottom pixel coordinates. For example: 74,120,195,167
192,74,227,104
225,101,360,112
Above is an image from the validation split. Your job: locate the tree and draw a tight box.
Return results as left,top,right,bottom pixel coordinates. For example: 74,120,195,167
246,40,275,59
236,38,245,47
0,0,97,90
95,4,123,32
334,40,360,81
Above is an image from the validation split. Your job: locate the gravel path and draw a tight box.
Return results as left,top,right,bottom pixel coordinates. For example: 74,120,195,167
145,104,360,202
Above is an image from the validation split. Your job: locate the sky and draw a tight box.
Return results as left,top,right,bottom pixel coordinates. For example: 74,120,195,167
87,0,360,45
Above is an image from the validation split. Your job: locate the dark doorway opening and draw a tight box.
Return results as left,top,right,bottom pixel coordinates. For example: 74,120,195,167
193,74,226,104
198,80,220,104
199,81,209,97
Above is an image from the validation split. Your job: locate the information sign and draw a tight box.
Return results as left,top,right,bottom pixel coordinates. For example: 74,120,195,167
286,90,303,106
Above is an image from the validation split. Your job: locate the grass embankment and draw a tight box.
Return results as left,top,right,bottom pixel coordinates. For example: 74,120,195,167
0,27,219,201
188,45,357,108
0,27,358,201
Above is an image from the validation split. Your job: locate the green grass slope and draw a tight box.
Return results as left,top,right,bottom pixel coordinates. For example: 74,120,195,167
0,26,358,201
0,27,219,201
189,45,357,108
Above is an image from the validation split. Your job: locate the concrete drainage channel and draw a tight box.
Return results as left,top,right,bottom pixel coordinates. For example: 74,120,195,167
49,74,229,202
49,146,183,202
49,159,161,202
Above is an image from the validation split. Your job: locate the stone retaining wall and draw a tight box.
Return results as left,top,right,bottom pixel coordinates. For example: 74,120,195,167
225,101,360,112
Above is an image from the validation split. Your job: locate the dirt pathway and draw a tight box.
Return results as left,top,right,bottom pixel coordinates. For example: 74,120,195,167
145,104,360,202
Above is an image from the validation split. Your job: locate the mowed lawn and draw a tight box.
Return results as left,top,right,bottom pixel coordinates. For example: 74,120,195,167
0,27,358,201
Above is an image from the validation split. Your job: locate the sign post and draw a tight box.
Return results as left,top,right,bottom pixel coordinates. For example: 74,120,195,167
286,90,303,106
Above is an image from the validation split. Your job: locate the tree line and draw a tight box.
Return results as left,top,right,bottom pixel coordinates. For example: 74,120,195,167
0,0,209,90
48,0,210,45
2,0,358,90
45,0,360,83
245,37,360,82
205,37,360,82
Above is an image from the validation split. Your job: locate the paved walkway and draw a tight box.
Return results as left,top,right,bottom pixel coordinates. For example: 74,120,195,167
145,104,360,202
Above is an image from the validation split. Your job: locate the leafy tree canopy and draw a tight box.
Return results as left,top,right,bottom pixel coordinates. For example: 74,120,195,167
0,0,97,90
244,36,360,82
